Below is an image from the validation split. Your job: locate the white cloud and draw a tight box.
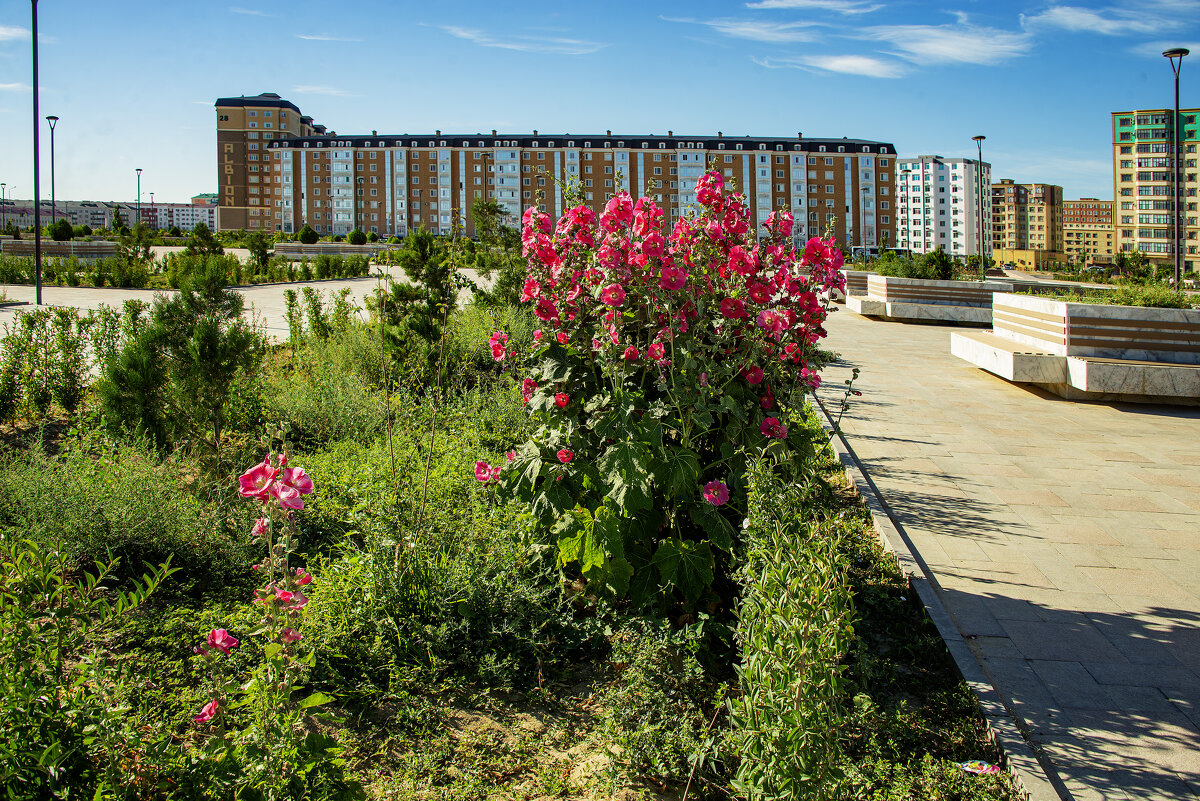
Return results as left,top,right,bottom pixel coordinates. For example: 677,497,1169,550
1130,39,1200,58
860,16,1032,64
438,26,607,55
0,83,30,92
229,6,269,16
753,53,904,77
292,85,356,97
745,0,883,13
1021,6,1161,35
663,16,819,43
0,25,30,41
296,33,361,42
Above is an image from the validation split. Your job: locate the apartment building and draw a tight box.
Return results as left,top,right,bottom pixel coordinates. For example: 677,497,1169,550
1062,198,1114,265
894,155,992,260
215,93,897,249
991,179,1064,264
1111,109,1199,273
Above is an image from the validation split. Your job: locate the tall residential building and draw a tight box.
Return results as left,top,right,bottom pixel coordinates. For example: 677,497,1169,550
991,179,1064,264
1111,109,1199,273
1062,198,1114,265
214,92,897,249
894,155,992,260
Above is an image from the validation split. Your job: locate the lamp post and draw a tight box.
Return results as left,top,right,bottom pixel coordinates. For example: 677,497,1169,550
1164,48,1189,288
136,168,142,229
149,192,155,230
1,183,6,233
972,135,987,278
32,0,43,304
46,115,58,229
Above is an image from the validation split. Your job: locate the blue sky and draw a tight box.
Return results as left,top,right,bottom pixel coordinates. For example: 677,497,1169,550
1,0,1197,204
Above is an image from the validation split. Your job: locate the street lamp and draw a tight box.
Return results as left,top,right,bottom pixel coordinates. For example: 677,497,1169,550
1,182,6,233
149,192,155,230
972,135,987,278
136,168,142,228
46,115,58,229
1164,48,1189,288
32,0,43,304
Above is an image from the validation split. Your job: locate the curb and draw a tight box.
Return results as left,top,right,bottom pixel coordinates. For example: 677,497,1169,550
810,395,1066,801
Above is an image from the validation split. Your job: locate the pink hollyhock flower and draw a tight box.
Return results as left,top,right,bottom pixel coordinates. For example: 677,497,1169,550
705,218,726,242
727,245,756,277
744,366,764,385
600,284,626,307
194,699,221,723
207,628,240,655
284,592,309,611
474,461,497,482
238,456,277,502
647,342,665,361
521,378,538,404
641,231,665,259
700,372,709,387
747,281,771,303
723,208,749,236
764,210,795,237
601,193,634,232
554,393,570,408
488,331,509,362
761,417,788,439
276,589,295,604
623,346,640,361
532,329,543,343
660,263,688,291
505,450,516,462
535,296,559,322
279,465,315,497
702,480,730,506
720,297,747,320
520,277,541,303
632,197,663,238
294,567,313,586
270,482,304,510
251,517,269,538
280,628,303,644
556,331,570,345
557,448,574,464
695,172,724,207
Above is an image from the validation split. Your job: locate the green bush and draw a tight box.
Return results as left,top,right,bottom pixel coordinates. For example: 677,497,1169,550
728,461,854,798
0,439,255,597
1023,283,1196,309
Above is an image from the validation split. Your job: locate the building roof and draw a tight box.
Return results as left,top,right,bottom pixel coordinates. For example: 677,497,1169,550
266,132,896,154
215,92,303,114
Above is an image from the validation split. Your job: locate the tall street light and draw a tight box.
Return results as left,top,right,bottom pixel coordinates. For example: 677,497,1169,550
973,135,987,278
136,168,142,228
46,115,58,229
149,191,155,230
32,0,43,304
1,182,7,233
1164,48,1189,288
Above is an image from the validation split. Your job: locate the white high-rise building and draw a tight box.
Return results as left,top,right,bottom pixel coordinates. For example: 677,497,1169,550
896,155,992,261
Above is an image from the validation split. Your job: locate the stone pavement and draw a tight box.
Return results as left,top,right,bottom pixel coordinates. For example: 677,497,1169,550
816,307,1200,800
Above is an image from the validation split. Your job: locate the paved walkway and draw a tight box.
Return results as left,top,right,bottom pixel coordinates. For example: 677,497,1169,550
816,308,1200,800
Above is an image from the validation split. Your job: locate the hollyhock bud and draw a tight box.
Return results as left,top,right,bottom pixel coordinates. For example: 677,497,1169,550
702,480,730,506
294,567,313,586
252,517,269,538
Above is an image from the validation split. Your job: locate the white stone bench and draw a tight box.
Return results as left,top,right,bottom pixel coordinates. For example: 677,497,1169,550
951,293,1200,404
847,275,1014,324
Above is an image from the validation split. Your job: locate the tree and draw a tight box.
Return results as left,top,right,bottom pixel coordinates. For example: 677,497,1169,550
74,224,93,238
347,228,367,246
470,199,515,247
49,218,73,242
367,231,379,243
244,230,270,274
167,225,183,238
921,246,955,281
110,206,127,232
297,224,319,244
185,222,224,256
117,221,154,265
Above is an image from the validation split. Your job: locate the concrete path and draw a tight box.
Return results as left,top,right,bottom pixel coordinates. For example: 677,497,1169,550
816,307,1200,800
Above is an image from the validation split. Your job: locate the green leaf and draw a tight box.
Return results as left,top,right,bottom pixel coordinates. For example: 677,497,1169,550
598,441,652,513
690,503,735,552
299,691,334,709
659,449,701,500
263,642,283,659
652,539,715,606
531,482,572,521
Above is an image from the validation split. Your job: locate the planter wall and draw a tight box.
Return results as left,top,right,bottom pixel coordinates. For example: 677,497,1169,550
847,276,1013,324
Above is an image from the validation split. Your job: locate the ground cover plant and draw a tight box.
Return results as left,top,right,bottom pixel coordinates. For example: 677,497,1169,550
1019,283,1198,308
0,175,1025,800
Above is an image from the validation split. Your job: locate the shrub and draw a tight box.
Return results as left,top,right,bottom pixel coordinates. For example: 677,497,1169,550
728,460,854,798
297,224,319,245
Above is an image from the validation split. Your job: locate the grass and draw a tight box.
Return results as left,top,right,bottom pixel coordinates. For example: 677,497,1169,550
1019,283,1197,309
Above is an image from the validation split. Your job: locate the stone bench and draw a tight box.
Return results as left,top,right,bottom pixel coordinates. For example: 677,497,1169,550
834,269,873,302
951,293,1200,404
846,275,1014,324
